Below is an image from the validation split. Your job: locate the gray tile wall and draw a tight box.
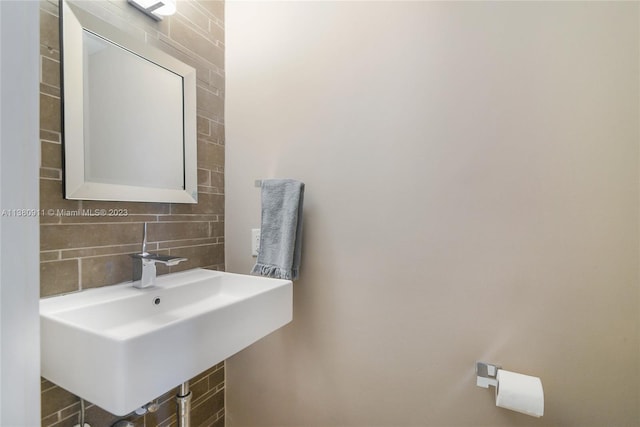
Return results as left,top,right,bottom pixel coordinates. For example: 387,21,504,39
39,1,225,425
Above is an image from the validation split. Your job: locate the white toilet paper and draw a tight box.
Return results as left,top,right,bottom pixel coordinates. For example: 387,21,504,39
495,369,544,417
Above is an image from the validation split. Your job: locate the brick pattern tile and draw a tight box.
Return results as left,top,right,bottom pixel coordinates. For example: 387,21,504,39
39,1,225,425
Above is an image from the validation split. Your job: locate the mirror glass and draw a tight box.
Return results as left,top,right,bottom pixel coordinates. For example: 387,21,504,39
62,1,198,203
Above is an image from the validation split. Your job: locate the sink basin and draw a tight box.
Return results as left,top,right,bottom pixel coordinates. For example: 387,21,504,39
40,268,292,415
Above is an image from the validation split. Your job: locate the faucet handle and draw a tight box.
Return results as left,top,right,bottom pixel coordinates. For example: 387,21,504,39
141,222,148,255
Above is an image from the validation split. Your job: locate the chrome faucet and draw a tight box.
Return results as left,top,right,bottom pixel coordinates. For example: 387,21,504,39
130,223,187,288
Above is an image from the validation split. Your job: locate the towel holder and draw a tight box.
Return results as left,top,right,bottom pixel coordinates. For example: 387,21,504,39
476,361,501,388
254,180,263,188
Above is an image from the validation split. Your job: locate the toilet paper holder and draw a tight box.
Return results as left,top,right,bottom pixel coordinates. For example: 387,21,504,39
476,361,501,388
476,361,545,417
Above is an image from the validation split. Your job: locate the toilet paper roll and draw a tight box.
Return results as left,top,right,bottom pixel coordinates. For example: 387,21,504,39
495,369,544,417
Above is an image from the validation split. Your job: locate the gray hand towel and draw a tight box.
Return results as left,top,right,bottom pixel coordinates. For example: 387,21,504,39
251,179,305,280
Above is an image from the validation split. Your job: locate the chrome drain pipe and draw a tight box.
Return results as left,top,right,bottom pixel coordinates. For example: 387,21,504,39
177,381,192,427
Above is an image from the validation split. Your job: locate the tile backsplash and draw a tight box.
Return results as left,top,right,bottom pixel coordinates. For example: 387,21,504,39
39,0,225,425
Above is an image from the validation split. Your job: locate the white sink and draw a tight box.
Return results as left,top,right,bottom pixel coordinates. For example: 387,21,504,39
40,268,292,415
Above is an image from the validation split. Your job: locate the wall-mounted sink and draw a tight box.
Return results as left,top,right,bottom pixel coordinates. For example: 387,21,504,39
40,268,292,415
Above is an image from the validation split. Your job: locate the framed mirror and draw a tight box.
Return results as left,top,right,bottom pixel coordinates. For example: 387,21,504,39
61,0,198,203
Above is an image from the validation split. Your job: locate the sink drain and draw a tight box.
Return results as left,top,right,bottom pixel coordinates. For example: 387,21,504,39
152,296,161,306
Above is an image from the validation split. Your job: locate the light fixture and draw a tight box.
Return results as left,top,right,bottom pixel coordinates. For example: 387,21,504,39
127,0,176,21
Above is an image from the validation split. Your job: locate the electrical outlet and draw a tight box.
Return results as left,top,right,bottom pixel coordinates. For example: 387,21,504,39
251,228,261,256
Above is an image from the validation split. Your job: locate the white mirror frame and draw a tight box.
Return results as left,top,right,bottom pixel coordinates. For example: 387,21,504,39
62,0,198,203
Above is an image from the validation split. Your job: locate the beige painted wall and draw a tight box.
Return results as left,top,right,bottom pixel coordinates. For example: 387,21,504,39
225,2,639,426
